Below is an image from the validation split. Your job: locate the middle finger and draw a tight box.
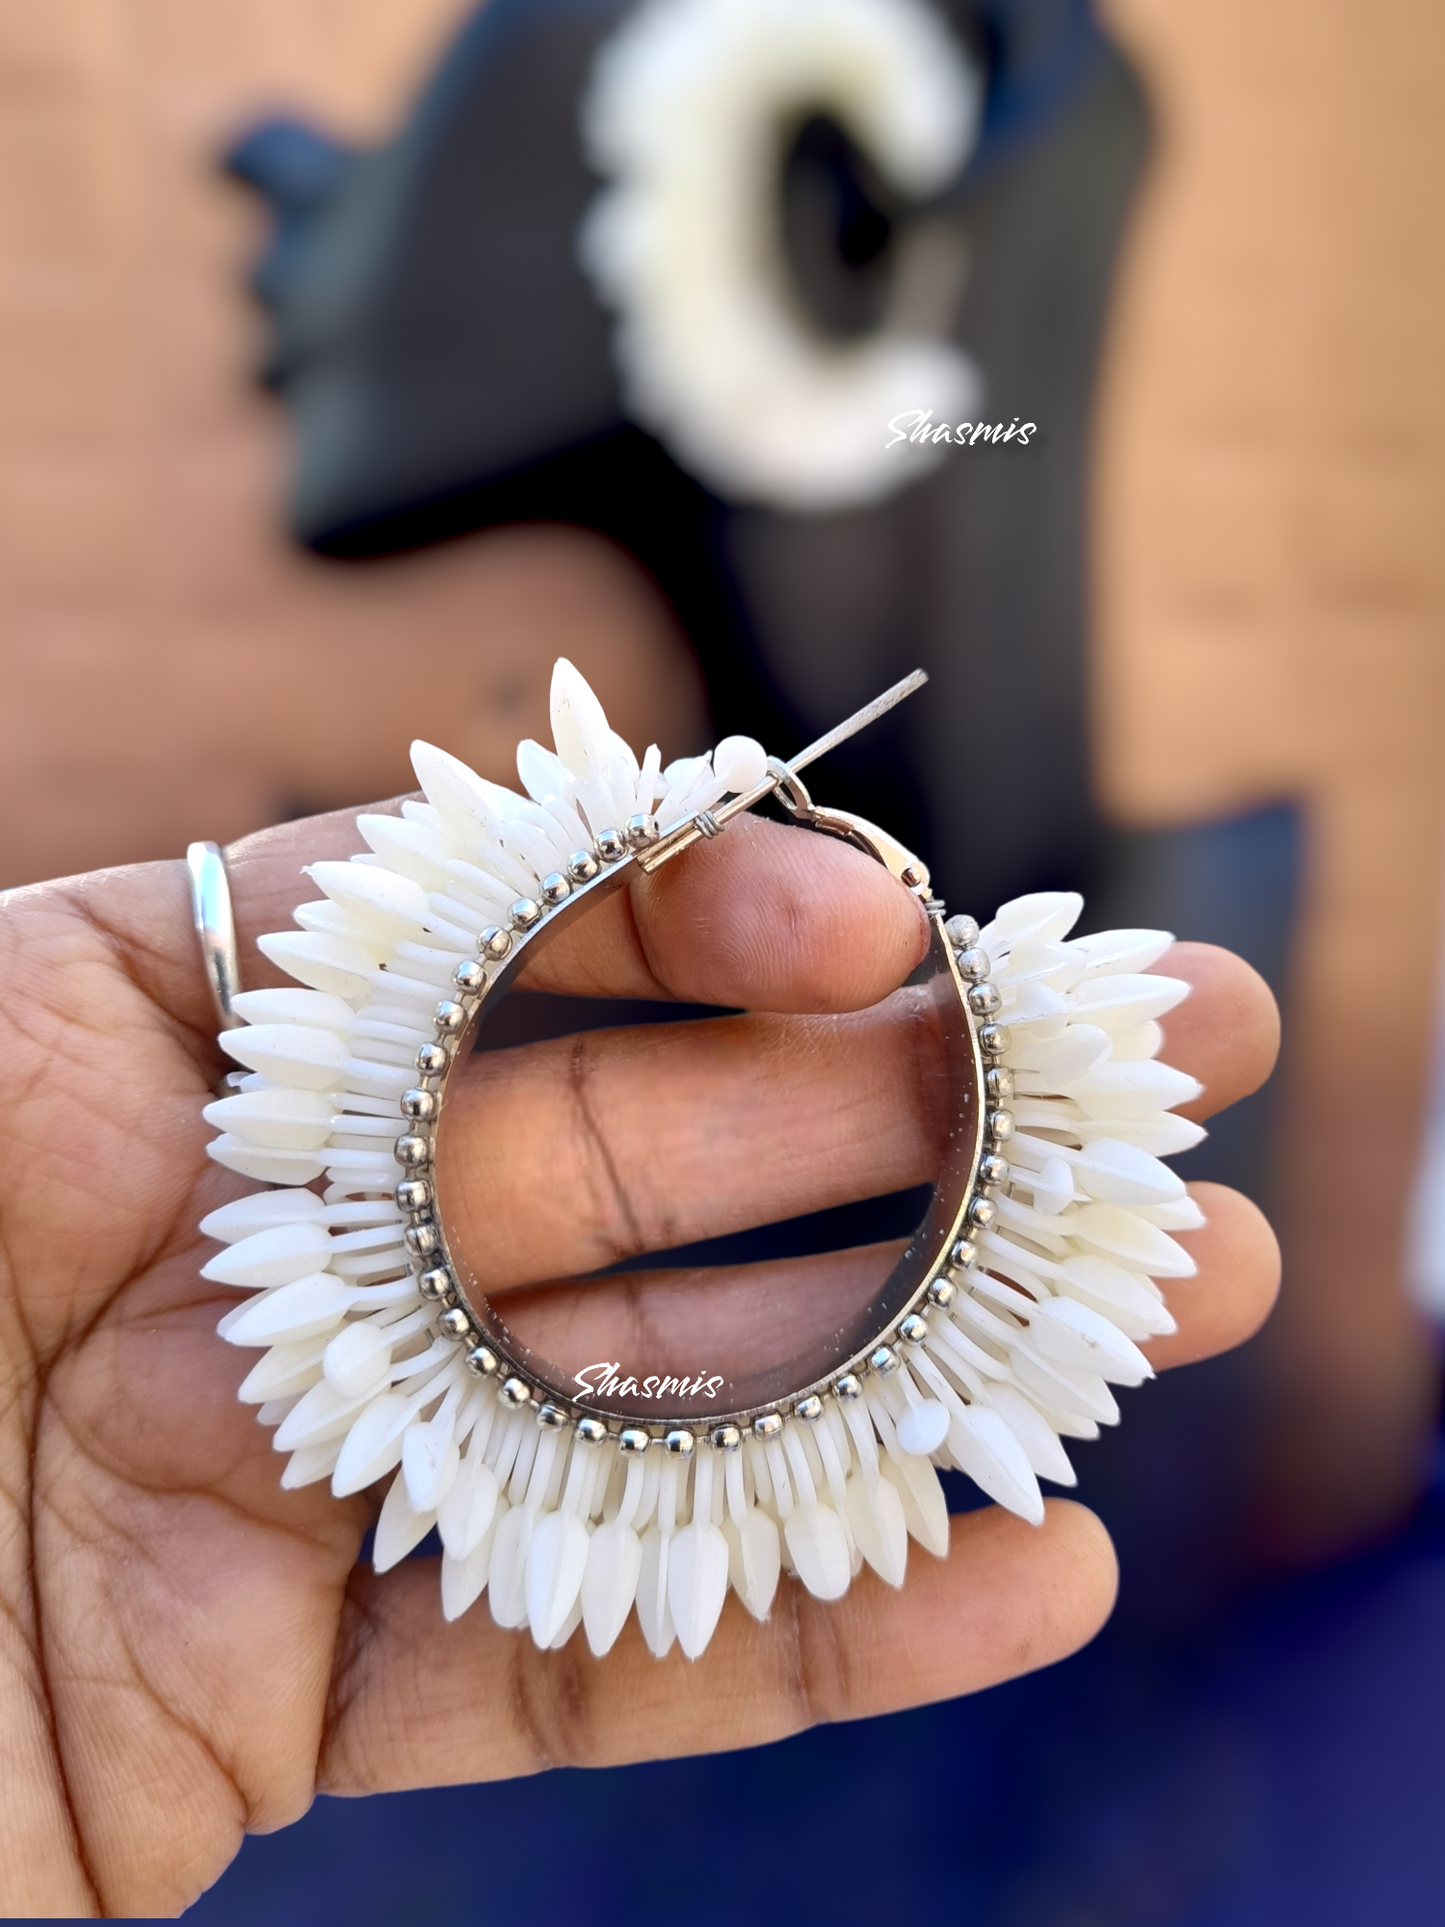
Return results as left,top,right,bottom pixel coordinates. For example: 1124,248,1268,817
438,990,947,1289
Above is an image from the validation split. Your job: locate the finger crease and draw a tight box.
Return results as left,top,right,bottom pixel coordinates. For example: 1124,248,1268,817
566,1035,648,1257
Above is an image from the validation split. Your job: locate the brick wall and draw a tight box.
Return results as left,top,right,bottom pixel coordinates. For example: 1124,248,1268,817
1095,0,1445,1551
0,0,702,888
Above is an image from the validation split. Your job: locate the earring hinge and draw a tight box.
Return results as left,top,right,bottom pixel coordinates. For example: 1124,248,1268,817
635,668,927,874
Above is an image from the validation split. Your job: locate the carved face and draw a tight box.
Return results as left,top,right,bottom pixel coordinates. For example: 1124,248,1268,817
232,0,1144,904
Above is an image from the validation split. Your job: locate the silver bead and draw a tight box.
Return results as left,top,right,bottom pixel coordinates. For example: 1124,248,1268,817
752,1412,783,1439
539,872,571,907
434,1000,467,1034
576,1416,608,1445
567,850,600,883
949,1238,978,1270
900,863,927,890
945,914,981,949
626,813,660,849
710,1423,742,1452
453,958,485,994
979,1023,1012,1056
955,946,991,984
985,1065,1015,1101
437,1307,472,1341
833,1372,863,1400
967,1194,996,1229
663,1429,694,1457
499,1376,532,1407
618,1426,650,1455
967,982,1002,1018
395,1133,431,1168
404,1222,438,1258
987,1108,1015,1142
400,1087,437,1122
536,1402,567,1429
980,1153,1011,1188
418,1266,453,1301
899,1314,928,1345
478,925,513,961
795,1394,824,1422
415,1043,448,1077
595,828,626,863
395,1178,432,1211
869,1344,899,1376
928,1277,958,1308
465,1345,499,1378
509,897,542,930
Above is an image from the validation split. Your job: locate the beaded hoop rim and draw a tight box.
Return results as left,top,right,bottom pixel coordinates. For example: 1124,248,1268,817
391,792,1008,1452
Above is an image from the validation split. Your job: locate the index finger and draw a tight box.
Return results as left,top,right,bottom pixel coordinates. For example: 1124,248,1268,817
227,804,931,1017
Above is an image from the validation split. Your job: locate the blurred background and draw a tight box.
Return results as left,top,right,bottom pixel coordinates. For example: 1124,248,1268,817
3,0,1444,1918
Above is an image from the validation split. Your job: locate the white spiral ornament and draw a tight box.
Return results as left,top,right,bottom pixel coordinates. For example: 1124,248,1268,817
578,0,983,511
200,659,1204,1659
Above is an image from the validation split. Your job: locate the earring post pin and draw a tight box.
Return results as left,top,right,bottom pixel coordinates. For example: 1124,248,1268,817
635,669,928,872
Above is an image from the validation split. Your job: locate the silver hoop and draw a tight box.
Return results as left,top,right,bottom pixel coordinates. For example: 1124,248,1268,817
392,685,1003,1446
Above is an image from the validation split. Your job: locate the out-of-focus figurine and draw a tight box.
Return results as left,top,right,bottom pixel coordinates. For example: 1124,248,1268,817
228,0,1147,919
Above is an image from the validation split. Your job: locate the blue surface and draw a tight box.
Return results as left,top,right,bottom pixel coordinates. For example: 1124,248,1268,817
187,1485,1445,1926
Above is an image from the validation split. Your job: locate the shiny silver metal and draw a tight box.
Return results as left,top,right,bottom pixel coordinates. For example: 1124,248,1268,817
537,1402,568,1429
186,841,243,1032
985,1065,1015,1101
397,670,995,1450
986,1108,1015,1142
979,1154,1011,1188
576,1416,608,1445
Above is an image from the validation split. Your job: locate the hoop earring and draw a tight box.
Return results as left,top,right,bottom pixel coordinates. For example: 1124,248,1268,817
198,660,1202,1658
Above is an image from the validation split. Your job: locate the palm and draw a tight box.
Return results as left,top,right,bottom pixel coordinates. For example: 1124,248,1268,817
0,811,1280,1917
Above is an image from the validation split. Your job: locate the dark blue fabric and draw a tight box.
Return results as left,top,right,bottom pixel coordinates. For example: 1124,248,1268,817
188,1480,1445,1925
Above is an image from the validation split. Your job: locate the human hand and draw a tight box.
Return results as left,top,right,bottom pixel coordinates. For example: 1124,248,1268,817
0,807,1279,1915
